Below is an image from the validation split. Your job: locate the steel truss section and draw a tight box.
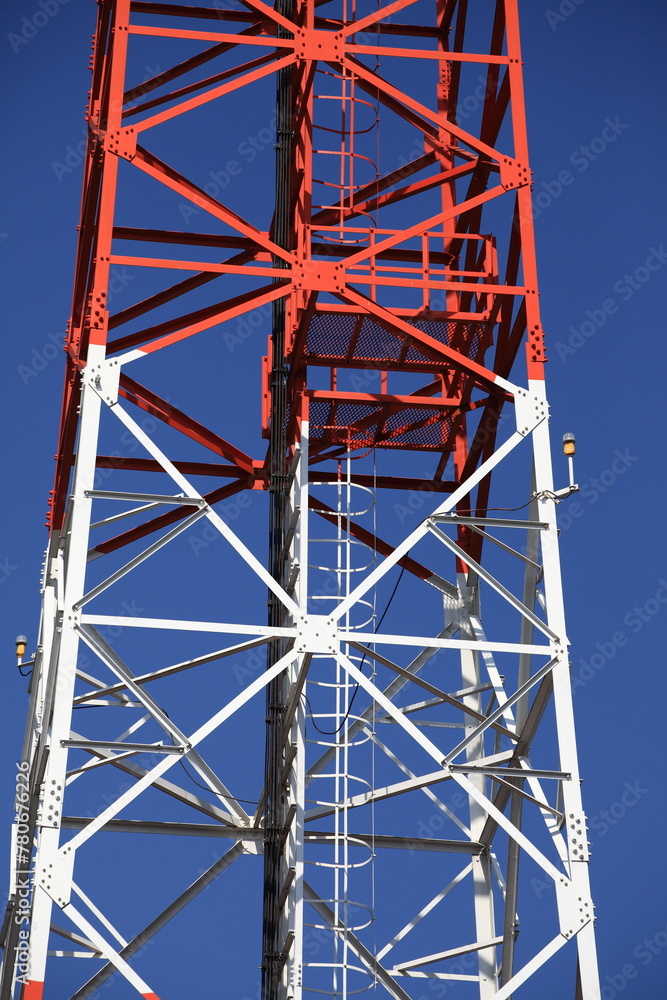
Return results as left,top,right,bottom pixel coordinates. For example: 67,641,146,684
1,1,600,999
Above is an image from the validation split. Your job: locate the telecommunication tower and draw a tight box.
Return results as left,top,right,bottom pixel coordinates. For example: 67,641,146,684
1,1,600,998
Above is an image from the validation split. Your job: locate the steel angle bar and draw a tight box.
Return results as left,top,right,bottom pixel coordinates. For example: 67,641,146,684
447,682,495,699
346,642,518,741
73,635,270,704
464,523,542,571
337,284,503,389
108,401,300,619
431,515,548,530
477,668,556,849
50,925,98,952
63,744,236,824
367,730,471,838
68,699,141,708
379,721,463,731
443,657,558,764
341,54,506,164
122,49,282,122
518,763,570,856
76,625,190,745
125,144,292,267
392,972,478,982
85,489,204,506
386,697,451,715
466,613,515,727
67,714,154,779
117,373,255,472
219,0,296,33
125,25,292,48
73,506,208,610
75,667,132,704
304,768,454,822
69,841,246,1000
89,499,162,531
310,495,456,597
181,751,252,826
332,430,528,622
348,43,510,64
87,481,249,562
449,765,569,779
306,622,460,785
277,652,312,749
377,863,474,962
306,834,481,854
47,951,100,959
490,932,571,1000
344,631,548,656
252,652,311,828
80,614,295,639
61,818,261,840
62,740,186,755
396,936,504,970
340,0,420,38
52,648,298,857
446,769,567,885
72,883,127,948
77,625,253,823
65,747,152,777
428,523,557,641
58,901,158,998
303,882,413,1000
115,282,291,361
336,652,446,767
488,774,564,821
131,53,297,134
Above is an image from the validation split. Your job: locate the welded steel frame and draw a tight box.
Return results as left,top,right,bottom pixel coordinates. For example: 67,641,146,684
0,2,600,999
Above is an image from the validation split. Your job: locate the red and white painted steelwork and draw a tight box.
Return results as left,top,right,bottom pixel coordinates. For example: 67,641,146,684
0,1,600,998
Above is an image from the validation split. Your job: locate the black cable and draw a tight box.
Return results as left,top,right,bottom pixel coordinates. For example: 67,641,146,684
306,556,409,736
68,696,257,805
454,496,535,515
178,756,258,806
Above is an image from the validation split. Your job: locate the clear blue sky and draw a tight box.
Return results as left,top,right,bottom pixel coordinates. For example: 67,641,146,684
1,2,666,998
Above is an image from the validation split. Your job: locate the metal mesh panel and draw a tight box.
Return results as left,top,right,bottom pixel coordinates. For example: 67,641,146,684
306,312,485,366
308,399,453,450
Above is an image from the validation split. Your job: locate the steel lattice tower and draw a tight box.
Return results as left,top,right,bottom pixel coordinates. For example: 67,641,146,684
1,1,600,998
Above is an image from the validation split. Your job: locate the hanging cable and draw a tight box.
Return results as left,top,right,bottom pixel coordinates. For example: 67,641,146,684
178,757,258,805
305,553,408,736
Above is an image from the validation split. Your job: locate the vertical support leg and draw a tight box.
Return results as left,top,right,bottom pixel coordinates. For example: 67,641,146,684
500,485,539,990
530,383,600,999
459,581,497,999
26,373,104,999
